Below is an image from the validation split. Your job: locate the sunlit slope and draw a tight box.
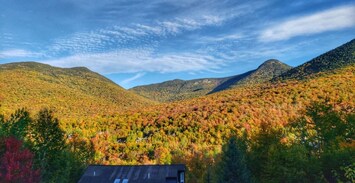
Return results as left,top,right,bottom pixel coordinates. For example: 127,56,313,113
0,62,155,121
83,65,354,164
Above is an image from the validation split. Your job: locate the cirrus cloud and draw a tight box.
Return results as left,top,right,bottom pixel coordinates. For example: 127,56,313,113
121,72,146,85
42,48,226,74
260,5,355,42
0,49,42,59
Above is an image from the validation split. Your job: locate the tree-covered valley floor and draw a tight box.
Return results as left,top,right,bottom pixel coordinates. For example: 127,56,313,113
0,64,354,182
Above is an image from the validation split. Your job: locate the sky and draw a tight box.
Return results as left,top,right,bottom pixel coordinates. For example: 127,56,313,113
1,0,354,88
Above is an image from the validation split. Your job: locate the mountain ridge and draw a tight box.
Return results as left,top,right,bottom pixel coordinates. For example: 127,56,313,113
131,59,292,101
131,39,355,102
130,77,225,102
210,59,292,93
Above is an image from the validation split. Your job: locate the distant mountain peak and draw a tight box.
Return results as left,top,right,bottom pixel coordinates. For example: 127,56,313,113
210,59,291,93
258,59,287,69
262,59,281,64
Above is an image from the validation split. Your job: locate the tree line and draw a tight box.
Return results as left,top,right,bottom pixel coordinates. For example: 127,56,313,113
0,109,94,183
206,103,354,183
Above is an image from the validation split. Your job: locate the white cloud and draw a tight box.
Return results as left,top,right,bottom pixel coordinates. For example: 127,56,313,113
200,33,245,42
260,5,355,42
42,48,225,74
0,49,42,58
50,14,230,54
120,72,146,85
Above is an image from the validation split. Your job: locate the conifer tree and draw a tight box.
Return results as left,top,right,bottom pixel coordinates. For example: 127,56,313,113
216,136,252,183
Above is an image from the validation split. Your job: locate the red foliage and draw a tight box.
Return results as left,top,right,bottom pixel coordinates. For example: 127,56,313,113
0,137,40,183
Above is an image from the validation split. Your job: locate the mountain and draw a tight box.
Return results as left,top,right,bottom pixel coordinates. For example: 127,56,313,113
131,59,291,102
210,59,292,93
2,44,354,183
276,39,355,80
130,78,226,102
84,64,355,172
0,62,155,122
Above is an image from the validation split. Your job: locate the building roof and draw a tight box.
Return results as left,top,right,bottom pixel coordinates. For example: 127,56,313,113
78,164,185,183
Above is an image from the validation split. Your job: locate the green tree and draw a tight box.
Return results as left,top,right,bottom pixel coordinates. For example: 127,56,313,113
0,108,94,182
248,126,281,181
289,102,354,182
302,103,349,152
216,136,252,183
1,108,31,140
261,143,321,183
30,108,66,182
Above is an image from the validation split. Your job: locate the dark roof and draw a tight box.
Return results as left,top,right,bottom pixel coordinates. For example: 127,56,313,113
78,164,185,183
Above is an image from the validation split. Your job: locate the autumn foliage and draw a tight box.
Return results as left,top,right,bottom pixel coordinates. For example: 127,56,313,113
0,40,353,182
0,137,40,183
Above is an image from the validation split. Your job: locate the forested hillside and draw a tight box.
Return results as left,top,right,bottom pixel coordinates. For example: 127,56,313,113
277,38,355,80
1,65,353,182
133,38,355,102
131,59,291,102
73,65,354,182
1,0,354,182
0,62,155,122
130,78,225,102
210,59,291,93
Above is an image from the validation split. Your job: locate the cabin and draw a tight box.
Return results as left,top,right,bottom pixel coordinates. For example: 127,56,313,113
78,164,186,183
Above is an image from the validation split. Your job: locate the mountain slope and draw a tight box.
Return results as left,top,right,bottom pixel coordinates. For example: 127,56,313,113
83,64,355,166
0,62,155,122
276,39,355,80
211,59,291,93
131,59,291,102
130,78,226,102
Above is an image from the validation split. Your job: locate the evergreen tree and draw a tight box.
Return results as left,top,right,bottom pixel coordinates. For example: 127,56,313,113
216,136,252,183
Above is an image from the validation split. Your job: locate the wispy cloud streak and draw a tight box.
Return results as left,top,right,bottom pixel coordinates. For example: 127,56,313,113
0,49,42,59
121,73,146,85
43,48,226,74
260,5,355,42
49,14,232,55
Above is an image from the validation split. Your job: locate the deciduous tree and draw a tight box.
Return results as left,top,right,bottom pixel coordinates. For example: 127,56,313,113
0,137,40,183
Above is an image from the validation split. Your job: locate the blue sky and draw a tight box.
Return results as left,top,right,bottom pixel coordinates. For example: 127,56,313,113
1,0,354,88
